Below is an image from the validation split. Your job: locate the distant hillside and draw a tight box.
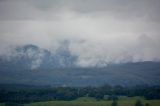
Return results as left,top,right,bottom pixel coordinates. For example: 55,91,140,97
0,44,77,70
0,44,160,86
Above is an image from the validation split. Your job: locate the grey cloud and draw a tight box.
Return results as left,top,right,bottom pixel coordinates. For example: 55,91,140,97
0,0,160,67
0,0,160,21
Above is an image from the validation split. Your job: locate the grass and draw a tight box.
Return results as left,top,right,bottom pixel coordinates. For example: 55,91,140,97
24,100,160,106
1,96,160,106
74,97,97,102
118,96,145,101
0,103,3,106
24,96,160,106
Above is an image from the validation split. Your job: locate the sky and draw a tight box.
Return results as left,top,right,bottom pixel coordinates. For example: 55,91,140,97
0,0,160,67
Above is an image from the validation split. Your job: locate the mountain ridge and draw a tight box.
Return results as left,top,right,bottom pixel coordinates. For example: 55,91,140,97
0,44,160,86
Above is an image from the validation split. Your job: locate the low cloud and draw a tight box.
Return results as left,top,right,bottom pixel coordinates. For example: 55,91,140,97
0,0,160,67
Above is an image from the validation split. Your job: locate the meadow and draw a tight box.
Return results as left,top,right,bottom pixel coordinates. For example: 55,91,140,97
1,96,160,106
24,98,160,106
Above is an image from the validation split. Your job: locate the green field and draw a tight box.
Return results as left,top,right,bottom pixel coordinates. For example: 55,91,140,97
1,97,160,106
25,96,160,106
24,100,160,106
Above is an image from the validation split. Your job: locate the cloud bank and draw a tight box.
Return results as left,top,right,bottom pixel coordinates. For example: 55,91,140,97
0,0,160,67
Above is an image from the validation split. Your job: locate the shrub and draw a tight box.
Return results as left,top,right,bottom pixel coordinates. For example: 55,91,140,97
4,102,24,106
111,100,118,106
135,100,142,106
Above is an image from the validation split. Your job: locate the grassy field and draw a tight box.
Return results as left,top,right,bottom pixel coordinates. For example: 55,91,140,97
24,100,160,106
24,96,160,106
1,97,160,106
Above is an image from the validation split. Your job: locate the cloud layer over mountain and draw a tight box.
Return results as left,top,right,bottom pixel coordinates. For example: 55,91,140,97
0,0,160,67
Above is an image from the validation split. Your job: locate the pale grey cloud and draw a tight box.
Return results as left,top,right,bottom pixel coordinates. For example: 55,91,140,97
0,0,160,67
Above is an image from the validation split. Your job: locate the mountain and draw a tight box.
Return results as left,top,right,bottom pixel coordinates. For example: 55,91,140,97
0,44,160,86
0,43,77,70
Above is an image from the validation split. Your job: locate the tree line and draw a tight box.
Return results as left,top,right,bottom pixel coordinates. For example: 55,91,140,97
0,84,160,103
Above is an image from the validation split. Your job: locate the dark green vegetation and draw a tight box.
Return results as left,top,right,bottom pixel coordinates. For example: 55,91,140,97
0,84,160,104
3,102,24,106
111,100,118,106
135,100,143,106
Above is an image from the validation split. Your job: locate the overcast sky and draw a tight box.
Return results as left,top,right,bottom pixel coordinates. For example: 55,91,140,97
0,0,160,66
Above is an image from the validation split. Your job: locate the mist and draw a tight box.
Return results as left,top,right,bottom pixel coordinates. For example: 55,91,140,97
0,0,160,67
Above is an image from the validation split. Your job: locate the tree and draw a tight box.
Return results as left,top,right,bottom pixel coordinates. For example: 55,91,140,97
4,102,24,106
135,100,142,106
111,100,118,106
145,103,149,106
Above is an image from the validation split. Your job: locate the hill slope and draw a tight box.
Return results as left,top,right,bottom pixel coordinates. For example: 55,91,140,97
0,45,160,86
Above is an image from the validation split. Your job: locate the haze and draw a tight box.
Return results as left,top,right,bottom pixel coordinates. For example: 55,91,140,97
0,0,160,67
